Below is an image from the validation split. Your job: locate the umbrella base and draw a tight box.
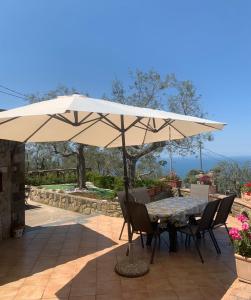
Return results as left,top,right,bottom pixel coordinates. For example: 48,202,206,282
115,257,149,278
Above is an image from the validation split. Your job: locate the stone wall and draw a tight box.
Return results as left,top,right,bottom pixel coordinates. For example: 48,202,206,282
231,198,251,217
27,186,122,218
0,140,25,240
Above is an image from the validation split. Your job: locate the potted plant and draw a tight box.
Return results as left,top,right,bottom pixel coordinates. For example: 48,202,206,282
229,213,251,283
199,175,212,185
147,184,156,197
241,183,251,201
154,181,162,195
165,172,182,188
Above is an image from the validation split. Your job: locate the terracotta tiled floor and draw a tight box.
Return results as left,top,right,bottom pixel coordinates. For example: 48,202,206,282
0,201,250,300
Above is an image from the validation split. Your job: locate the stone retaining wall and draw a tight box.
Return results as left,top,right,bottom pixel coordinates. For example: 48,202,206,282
27,186,251,220
27,186,122,218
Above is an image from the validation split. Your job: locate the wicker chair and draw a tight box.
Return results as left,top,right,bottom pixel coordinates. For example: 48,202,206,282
178,199,220,263
117,187,150,240
212,194,236,240
125,200,160,263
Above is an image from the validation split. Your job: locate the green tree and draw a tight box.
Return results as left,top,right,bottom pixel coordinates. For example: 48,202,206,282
168,80,213,157
27,86,89,188
110,70,173,185
213,161,251,196
110,70,210,185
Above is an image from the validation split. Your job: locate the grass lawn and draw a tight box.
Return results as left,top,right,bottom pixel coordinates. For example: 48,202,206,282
41,183,115,200
41,183,76,190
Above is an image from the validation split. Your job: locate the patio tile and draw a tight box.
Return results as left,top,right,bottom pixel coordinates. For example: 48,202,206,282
42,277,72,298
0,202,248,300
15,285,45,299
0,287,19,298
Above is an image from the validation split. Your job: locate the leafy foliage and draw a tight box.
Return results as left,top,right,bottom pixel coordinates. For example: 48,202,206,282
213,161,251,196
183,169,201,186
230,213,251,257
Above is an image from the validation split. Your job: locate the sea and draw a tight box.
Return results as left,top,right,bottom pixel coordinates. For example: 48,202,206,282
162,155,251,179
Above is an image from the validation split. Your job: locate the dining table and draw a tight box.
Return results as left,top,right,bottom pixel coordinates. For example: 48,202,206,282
146,196,208,252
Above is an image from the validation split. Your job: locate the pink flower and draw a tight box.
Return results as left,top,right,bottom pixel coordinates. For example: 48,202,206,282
229,228,242,240
242,222,249,231
237,214,249,223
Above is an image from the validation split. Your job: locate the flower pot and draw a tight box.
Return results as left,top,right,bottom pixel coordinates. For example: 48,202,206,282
147,188,155,197
241,192,251,201
167,180,182,188
154,186,161,195
235,254,251,284
13,227,24,239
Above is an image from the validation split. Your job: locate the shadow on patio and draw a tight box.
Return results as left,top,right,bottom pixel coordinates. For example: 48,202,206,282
54,222,237,300
0,208,242,300
0,219,117,299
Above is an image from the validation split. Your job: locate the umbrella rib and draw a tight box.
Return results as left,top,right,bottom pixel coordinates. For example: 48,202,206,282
169,123,187,139
0,116,19,126
48,114,73,126
152,118,156,130
24,116,53,142
155,119,174,132
195,122,219,130
141,118,151,146
74,111,78,124
98,113,121,131
78,112,93,124
68,114,109,141
124,117,144,132
104,133,122,148
100,120,120,131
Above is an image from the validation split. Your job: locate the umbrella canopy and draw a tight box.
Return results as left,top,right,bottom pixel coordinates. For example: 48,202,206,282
0,94,225,147
0,93,226,277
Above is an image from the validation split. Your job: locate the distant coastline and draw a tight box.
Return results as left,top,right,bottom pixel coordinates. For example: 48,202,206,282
162,155,251,179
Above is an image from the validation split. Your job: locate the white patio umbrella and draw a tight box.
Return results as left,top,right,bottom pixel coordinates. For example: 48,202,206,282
0,94,226,276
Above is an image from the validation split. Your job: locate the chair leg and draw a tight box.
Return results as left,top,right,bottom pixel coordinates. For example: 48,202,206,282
119,220,126,240
224,223,232,243
185,234,188,247
158,233,161,249
150,234,157,264
191,233,204,264
209,229,221,254
140,232,144,248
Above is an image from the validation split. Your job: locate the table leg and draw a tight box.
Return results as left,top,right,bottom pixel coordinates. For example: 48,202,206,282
168,223,177,252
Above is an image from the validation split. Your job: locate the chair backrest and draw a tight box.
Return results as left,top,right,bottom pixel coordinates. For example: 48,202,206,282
197,199,220,232
125,200,153,234
117,191,135,220
191,184,209,201
213,194,236,227
129,187,151,204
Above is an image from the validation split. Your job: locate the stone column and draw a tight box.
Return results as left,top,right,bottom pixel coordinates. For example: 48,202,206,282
0,140,25,240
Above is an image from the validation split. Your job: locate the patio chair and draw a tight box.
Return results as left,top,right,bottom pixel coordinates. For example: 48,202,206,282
190,184,209,201
129,187,151,204
178,199,220,263
117,187,150,240
117,191,135,240
125,200,160,264
212,194,236,239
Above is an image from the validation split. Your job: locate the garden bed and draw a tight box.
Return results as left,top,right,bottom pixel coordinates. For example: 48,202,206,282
40,183,116,200
26,186,122,217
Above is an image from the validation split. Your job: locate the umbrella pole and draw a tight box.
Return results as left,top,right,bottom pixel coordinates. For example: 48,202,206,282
115,115,149,277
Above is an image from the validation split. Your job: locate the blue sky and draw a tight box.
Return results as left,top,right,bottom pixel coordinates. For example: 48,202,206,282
0,0,250,156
